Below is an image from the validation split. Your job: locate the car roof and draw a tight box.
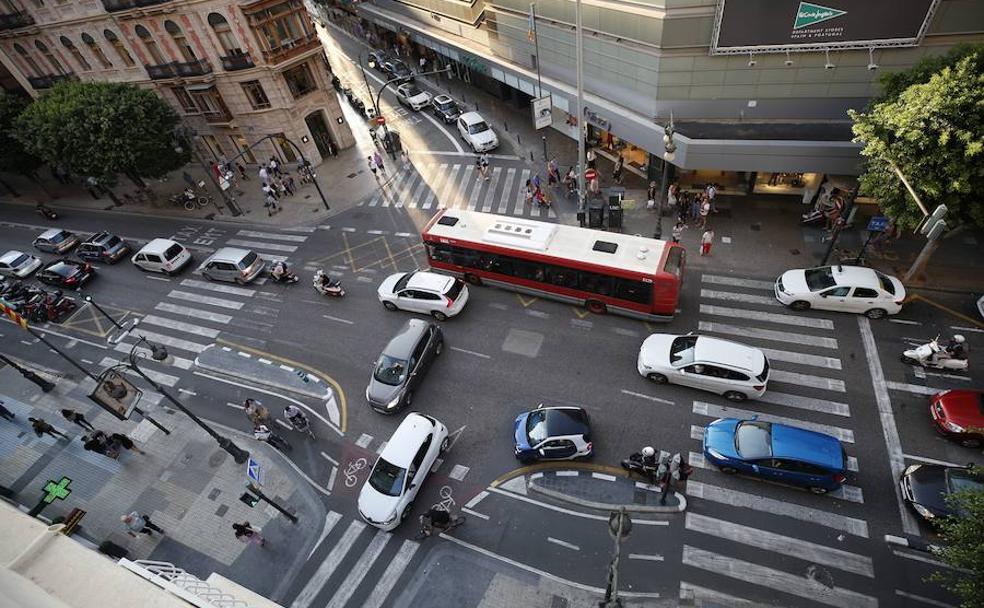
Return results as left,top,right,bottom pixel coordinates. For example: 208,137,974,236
831,266,882,290
83,231,112,244
460,111,484,124
540,406,589,436
140,238,182,254
771,423,843,469
383,319,429,359
434,94,453,104
694,336,765,372
378,412,435,466
206,247,253,263
407,271,453,293
0,250,26,263
38,228,65,239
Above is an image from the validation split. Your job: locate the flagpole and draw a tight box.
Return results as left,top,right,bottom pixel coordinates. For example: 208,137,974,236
530,2,544,98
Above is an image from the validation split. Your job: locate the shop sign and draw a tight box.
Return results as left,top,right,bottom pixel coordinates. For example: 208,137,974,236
583,108,611,131
531,95,552,130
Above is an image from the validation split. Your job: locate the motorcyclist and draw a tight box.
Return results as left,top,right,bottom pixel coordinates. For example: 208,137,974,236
271,260,290,282
641,446,657,469
314,269,333,290
283,405,311,432
944,335,967,360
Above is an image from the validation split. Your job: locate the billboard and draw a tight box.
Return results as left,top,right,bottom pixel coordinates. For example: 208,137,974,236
711,0,941,54
531,95,552,130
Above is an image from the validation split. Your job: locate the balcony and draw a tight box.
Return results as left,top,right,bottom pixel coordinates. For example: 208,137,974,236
260,32,319,66
27,73,77,90
220,53,254,72
174,58,212,77
102,0,171,11
145,62,177,80
203,108,234,124
0,10,35,31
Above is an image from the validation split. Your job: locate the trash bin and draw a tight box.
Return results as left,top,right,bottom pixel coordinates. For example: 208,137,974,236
609,206,623,229
588,206,604,228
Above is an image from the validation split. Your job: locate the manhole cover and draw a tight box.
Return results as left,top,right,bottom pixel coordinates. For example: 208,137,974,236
208,450,227,467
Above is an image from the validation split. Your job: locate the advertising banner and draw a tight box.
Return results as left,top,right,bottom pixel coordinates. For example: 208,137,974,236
532,95,552,130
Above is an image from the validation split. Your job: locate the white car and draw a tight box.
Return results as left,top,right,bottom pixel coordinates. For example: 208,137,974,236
358,412,449,530
396,83,431,111
457,111,498,152
637,334,769,402
775,265,905,319
0,250,42,278
131,238,193,275
378,271,469,321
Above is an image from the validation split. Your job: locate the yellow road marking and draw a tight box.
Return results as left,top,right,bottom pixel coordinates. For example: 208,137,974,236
515,294,538,307
382,236,398,273
60,303,133,338
490,461,630,488
904,293,984,329
571,307,590,319
355,243,423,272
310,235,385,266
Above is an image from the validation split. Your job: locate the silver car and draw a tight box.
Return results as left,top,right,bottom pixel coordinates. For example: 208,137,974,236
366,319,443,413
0,250,42,278
33,228,79,254
200,247,265,284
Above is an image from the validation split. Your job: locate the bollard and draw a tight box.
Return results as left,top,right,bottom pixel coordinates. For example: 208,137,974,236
504,120,509,132
517,134,522,145
530,151,534,162
542,136,547,161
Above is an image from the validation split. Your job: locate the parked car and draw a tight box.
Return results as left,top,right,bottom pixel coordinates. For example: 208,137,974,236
930,389,984,448
703,417,848,494
637,334,769,401
33,228,79,254
900,463,983,522
457,112,499,153
388,59,413,82
37,259,94,288
76,231,130,264
377,271,469,321
513,404,592,464
396,83,431,111
366,319,443,413
358,412,449,530
368,50,389,71
131,238,193,275
432,94,461,123
0,250,42,278
199,247,265,284
775,265,905,319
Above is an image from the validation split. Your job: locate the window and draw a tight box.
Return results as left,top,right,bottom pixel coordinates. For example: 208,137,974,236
171,87,198,113
81,33,112,69
852,287,879,298
208,12,243,56
13,43,42,77
876,271,896,295
135,25,166,65
254,1,312,51
60,36,91,71
578,270,613,296
664,246,685,278
104,30,134,67
804,267,836,291
273,133,297,162
230,135,257,164
614,278,651,305
822,286,851,297
478,252,512,276
241,80,271,109
545,265,578,289
164,20,197,63
282,62,316,98
35,40,67,74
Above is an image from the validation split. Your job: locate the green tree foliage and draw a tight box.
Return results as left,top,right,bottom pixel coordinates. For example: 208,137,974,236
849,53,984,230
13,81,190,186
0,92,43,176
930,482,984,608
873,44,984,105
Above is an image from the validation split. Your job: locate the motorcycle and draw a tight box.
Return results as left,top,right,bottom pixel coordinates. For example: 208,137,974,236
902,337,969,371
621,452,660,482
254,424,292,453
36,205,58,220
271,269,299,284
312,270,345,297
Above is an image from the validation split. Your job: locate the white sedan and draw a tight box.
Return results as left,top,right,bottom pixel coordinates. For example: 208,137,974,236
775,265,904,319
358,412,449,530
396,83,431,111
0,250,42,278
637,334,769,401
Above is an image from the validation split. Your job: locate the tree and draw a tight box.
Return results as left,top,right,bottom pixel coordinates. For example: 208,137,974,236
873,44,984,105
13,81,190,187
930,483,984,608
849,52,984,231
0,91,43,177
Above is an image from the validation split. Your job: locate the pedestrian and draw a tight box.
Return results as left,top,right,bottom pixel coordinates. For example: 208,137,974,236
368,156,379,181
265,193,279,216
480,153,490,180
700,228,714,256
269,157,281,177
705,182,717,213
419,56,426,72
647,181,658,207
671,221,686,244
122,511,164,537
237,163,249,181
82,431,109,455
586,148,596,169
524,179,534,206
547,158,559,186
401,149,410,167
110,432,146,455
29,417,68,440
0,400,15,422
258,166,269,184
698,196,710,229
60,408,95,431
244,398,269,426
589,176,600,198
612,154,624,184
261,182,279,200
667,182,678,210
531,172,541,192
285,175,297,195
373,151,385,175
274,177,288,198
233,521,265,546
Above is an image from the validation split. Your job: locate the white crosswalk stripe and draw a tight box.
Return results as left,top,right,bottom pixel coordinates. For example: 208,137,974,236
693,401,855,443
99,356,179,387
466,172,483,211
226,238,298,253
701,274,776,291
421,164,448,209
139,314,221,338
699,304,834,330
154,302,232,324
235,230,308,243
126,328,208,354
361,539,419,608
700,289,781,307
755,391,850,416
290,520,365,608
409,173,430,209
481,166,502,212
498,167,516,214
768,369,846,392
758,346,841,370
324,529,390,608
437,164,461,209
514,168,531,215
699,321,838,349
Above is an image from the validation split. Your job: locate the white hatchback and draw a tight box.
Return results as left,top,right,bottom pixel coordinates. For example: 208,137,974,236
457,111,498,153
358,412,449,530
637,334,769,402
0,250,42,278
775,265,905,319
377,271,469,321
131,238,193,275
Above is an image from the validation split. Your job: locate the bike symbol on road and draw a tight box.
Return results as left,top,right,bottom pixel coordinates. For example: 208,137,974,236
432,485,456,511
343,457,368,488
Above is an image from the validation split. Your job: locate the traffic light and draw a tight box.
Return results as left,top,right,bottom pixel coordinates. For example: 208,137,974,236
919,204,947,237
239,491,260,508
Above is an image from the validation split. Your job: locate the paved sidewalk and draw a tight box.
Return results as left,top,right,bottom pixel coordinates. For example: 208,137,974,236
0,363,326,602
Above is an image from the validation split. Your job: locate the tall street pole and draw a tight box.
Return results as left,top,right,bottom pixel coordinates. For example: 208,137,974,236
530,3,544,98
575,0,586,216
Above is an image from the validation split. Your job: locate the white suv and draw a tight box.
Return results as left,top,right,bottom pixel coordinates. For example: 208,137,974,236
377,271,469,321
457,112,498,152
358,412,449,530
396,83,431,111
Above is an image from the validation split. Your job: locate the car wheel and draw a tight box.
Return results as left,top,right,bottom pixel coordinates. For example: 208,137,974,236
809,486,829,495
383,301,398,311
400,503,413,522
724,391,747,402
647,373,668,384
435,340,443,356
439,437,450,453
959,437,982,448
431,310,448,321
720,466,738,475
790,300,811,311
585,300,607,315
518,454,535,465
864,308,887,319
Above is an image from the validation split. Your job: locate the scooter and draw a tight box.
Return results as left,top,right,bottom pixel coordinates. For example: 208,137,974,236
621,452,660,482
272,270,300,284
902,337,969,371
36,205,58,220
312,270,345,297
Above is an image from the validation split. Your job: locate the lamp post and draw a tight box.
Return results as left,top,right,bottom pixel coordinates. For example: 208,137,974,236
82,294,124,332
654,114,677,240
371,66,452,160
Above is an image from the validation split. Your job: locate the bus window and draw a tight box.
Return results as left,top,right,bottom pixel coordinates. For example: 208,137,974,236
545,265,578,289
615,278,652,305
513,260,545,282
664,246,685,278
429,243,454,264
451,248,478,268
479,252,513,276
578,271,613,296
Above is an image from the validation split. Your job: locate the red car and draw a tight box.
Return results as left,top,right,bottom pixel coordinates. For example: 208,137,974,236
930,390,984,448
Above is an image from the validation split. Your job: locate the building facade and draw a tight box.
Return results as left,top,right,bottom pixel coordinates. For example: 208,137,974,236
0,0,355,167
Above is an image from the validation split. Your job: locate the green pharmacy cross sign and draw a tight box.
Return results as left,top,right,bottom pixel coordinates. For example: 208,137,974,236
28,476,73,517
794,2,847,30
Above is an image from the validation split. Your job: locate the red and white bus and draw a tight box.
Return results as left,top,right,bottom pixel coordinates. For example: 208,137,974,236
422,209,685,321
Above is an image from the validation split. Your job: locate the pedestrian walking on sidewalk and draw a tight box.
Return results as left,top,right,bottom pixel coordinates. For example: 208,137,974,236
237,163,249,181
667,182,678,210
262,182,279,201
647,181,658,206
110,432,146,455
706,183,717,213
700,228,714,256
285,175,297,195
586,148,596,169
259,166,269,184
269,157,281,178
373,151,386,175
401,149,410,167
368,156,380,181
60,409,95,431
672,221,686,244
122,511,164,537
233,521,266,546
0,400,15,422
612,154,624,185
30,417,68,440
265,193,280,216
82,430,110,456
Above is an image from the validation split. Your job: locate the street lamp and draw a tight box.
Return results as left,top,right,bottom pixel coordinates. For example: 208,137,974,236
654,113,676,240
371,66,453,160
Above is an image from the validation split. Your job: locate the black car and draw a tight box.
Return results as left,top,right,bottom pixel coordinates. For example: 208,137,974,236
900,463,983,523
383,59,413,83
368,50,389,71
366,319,443,413
37,259,94,288
432,94,461,123
76,231,130,264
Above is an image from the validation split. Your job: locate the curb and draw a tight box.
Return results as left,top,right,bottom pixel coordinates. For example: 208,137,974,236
194,345,331,401
884,534,940,554
527,472,688,513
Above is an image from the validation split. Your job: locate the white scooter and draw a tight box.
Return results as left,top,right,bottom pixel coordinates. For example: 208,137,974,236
312,269,345,297
901,336,969,371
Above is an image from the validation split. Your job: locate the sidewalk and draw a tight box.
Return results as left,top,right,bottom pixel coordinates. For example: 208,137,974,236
0,363,326,603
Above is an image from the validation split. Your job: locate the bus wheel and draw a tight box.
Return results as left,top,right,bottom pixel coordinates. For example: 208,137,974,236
586,300,607,315
464,273,481,286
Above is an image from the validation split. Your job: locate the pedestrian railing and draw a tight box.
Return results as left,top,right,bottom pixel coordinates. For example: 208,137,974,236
120,559,250,607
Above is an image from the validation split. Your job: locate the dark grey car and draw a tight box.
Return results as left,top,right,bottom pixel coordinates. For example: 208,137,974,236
366,319,443,413
77,231,130,264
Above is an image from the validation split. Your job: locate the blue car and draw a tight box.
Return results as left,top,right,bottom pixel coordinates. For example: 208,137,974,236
513,405,593,464
703,417,847,494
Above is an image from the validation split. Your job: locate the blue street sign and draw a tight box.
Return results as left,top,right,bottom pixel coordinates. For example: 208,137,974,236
867,216,890,233
245,457,263,487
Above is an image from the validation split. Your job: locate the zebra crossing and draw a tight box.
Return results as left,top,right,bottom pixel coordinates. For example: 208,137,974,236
680,272,878,608
360,163,560,219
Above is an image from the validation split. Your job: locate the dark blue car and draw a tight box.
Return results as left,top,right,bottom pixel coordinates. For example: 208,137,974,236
513,405,592,464
703,417,847,494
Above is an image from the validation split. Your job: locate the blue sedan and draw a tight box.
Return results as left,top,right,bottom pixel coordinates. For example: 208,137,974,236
703,417,847,494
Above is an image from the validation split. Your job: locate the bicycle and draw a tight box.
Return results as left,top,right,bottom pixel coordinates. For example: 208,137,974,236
415,509,465,540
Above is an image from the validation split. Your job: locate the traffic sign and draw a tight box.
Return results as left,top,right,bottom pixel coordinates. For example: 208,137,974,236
867,216,890,233
375,116,386,125
245,456,263,487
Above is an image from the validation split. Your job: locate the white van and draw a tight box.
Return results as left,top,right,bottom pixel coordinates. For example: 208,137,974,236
131,238,193,275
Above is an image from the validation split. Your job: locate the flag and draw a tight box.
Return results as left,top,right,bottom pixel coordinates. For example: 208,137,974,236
528,5,536,42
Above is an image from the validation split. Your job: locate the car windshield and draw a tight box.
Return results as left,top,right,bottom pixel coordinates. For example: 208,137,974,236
438,100,457,111
163,244,184,260
104,235,121,248
404,86,422,97
804,267,836,291
368,457,406,497
947,468,984,494
468,121,490,135
373,354,408,386
734,421,772,459
51,262,72,276
670,336,697,365
876,271,896,295
445,279,464,302
525,410,550,443
393,272,414,292
9,254,28,267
